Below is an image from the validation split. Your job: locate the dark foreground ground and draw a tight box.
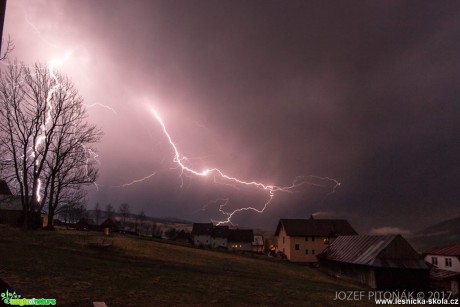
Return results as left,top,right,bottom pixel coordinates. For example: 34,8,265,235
0,226,369,306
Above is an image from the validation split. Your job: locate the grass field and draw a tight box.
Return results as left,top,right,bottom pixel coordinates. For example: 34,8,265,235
0,226,370,306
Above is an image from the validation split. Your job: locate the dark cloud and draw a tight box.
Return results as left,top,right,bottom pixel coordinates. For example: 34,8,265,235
5,0,460,232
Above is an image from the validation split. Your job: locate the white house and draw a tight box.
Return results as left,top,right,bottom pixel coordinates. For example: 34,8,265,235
424,245,460,296
425,245,460,273
191,223,213,247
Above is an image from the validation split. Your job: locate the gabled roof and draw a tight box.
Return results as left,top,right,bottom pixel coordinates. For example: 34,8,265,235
191,223,213,236
426,245,460,257
0,195,22,211
100,218,120,228
228,229,253,243
429,267,460,281
321,235,428,269
0,180,12,195
212,225,229,238
275,218,357,237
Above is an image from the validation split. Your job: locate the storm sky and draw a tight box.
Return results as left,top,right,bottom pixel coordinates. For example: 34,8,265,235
4,0,460,233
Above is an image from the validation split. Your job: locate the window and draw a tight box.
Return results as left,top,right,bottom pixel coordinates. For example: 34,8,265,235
324,238,330,244
312,237,315,242
295,244,300,250
432,257,438,266
305,249,308,255
446,258,452,267
312,249,315,255
305,237,308,241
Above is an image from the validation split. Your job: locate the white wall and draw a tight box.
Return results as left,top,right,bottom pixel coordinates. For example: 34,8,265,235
211,237,227,249
425,254,460,272
193,234,211,247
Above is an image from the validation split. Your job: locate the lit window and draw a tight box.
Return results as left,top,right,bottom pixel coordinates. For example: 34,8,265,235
432,257,438,266
446,258,452,267
295,244,300,250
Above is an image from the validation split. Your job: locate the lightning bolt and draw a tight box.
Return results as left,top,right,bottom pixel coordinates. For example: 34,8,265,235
85,102,118,115
30,51,73,203
114,171,158,188
148,105,341,225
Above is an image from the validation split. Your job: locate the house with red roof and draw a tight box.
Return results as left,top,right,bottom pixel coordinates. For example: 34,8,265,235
424,245,460,296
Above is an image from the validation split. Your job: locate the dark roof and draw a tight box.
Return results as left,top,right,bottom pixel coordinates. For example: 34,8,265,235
228,229,253,243
426,245,460,256
321,235,428,269
0,195,22,211
275,218,357,237
0,180,12,195
429,267,460,281
191,223,213,236
212,225,229,238
100,218,120,228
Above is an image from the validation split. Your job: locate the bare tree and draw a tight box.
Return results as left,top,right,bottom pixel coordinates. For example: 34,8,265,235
105,203,114,219
118,203,130,229
138,210,146,235
42,84,102,229
59,200,86,225
94,202,101,225
0,61,101,228
0,37,14,61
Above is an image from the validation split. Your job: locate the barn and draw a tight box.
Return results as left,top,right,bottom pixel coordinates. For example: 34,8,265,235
320,234,429,290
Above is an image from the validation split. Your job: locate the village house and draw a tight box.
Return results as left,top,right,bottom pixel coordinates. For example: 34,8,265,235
275,217,357,262
191,223,214,247
0,180,22,225
100,218,120,233
424,245,460,296
228,229,253,252
191,223,254,252
211,225,229,249
320,235,429,290
252,235,264,253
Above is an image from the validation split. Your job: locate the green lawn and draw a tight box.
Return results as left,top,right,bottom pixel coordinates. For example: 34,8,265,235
0,226,369,306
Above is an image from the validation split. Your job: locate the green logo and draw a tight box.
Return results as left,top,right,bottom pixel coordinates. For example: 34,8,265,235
1,290,56,306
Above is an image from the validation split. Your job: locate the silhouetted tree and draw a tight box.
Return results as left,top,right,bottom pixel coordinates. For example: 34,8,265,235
118,203,130,228
94,203,101,225
0,61,101,228
138,210,146,235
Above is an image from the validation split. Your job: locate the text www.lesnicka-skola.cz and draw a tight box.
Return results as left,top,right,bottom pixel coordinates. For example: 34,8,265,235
334,290,459,305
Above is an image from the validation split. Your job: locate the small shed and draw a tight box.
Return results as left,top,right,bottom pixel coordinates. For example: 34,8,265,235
100,218,120,233
320,234,429,290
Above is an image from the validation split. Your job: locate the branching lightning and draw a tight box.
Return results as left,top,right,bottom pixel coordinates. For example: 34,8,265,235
85,102,118,115
114,171,158,188
148,105,341,225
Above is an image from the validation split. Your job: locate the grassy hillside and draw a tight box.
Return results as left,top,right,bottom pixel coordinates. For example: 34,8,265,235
0,226,368,306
